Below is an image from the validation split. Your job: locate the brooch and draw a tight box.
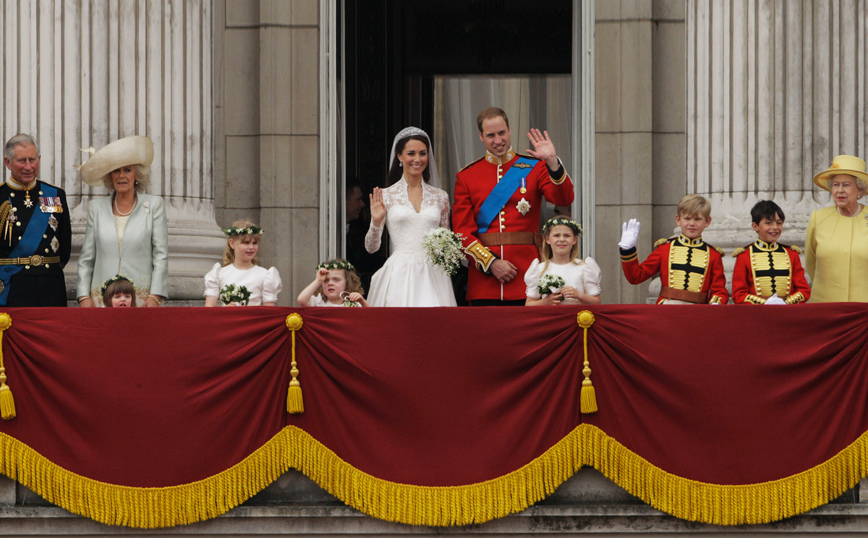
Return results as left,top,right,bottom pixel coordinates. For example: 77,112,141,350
516,198,531,216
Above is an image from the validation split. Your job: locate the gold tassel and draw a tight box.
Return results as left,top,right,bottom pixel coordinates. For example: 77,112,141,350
0,313,14,420
577,311,597,414
285,313,304,414
0,369,15,420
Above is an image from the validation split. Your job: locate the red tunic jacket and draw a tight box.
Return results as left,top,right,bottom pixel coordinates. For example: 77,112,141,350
453,149,574,302
620,235,729,304
731,241,810,304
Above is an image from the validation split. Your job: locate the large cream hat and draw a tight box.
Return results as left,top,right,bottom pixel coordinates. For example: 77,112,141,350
812,155,868,191
79,136,154,187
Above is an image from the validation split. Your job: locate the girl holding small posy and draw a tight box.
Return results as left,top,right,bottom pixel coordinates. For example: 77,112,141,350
298,260,369,307
204,220,282,306
525,217,602,306
102,275,136,308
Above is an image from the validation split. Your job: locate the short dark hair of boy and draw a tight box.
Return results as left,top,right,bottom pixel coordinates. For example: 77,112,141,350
750,200,785,225
476,107,509,133
103,279,137,307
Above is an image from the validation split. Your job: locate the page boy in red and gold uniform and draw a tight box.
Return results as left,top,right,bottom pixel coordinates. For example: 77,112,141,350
453,107,574,305
618,194,728,304
731,200,810,305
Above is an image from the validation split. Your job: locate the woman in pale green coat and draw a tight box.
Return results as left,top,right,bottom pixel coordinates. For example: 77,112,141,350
76,136,168,307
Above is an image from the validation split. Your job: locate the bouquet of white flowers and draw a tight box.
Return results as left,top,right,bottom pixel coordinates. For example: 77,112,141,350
340,292,362,307
220,284,251,306
537,274,565,296
422,227,465,277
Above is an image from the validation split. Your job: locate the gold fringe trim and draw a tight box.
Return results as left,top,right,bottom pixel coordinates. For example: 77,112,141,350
0,429,292,528
579,423,868,525
290,424,868,527
284,425,585,526
1,423,867,528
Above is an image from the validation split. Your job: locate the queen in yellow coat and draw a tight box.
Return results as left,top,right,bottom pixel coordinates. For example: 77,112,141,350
805,155,868,302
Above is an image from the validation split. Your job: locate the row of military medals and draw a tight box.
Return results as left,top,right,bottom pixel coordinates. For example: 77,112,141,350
1,182,62,246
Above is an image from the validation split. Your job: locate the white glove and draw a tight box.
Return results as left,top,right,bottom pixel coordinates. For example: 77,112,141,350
618,219,640,250
765,295,786,305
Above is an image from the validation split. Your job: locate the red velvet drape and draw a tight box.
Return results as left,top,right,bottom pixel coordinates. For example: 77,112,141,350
0,304,866,491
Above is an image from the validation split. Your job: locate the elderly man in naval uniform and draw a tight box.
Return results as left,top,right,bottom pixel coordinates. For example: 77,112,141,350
0,134,71,306
452,107,575,306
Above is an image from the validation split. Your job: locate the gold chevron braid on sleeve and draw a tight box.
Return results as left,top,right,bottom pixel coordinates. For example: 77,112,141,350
786,292,806,305
745,294,767,305
464,241,495,271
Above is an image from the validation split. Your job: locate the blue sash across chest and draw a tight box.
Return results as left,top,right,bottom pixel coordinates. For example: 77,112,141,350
476,157,536,233
0,183,57,304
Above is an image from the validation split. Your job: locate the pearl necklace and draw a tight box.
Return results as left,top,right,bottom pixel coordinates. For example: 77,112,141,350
836,204,863,218
114,194,137,217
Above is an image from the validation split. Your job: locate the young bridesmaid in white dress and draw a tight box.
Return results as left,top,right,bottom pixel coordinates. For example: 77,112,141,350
297,259,370,307
365,127,457,307
204,220,282,306
524,217,602,306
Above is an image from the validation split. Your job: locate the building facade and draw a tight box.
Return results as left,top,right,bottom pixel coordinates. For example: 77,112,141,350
1,0,868,535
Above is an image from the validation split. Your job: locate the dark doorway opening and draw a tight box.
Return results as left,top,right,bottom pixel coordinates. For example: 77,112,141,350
341,0,572,293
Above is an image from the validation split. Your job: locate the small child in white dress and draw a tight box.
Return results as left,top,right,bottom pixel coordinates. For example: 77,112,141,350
204,220,282,306
524,217,602,306
298,259,369,307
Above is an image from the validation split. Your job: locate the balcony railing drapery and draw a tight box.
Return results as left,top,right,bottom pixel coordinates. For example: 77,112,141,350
0,305,865,528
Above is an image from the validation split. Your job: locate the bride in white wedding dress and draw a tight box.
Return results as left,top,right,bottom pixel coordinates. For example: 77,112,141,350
364,127,457,307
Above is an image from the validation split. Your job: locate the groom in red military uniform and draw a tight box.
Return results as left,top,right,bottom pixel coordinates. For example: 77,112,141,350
453,108,575,305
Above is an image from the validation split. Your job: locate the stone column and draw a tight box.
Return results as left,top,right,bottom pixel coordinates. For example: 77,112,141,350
213,0,320,306
595,1,655,304
0,0,224,303
687,0,868,260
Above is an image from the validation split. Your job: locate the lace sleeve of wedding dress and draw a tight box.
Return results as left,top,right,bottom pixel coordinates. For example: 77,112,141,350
365,186,397,253
437,189,451,229
365,220,384,253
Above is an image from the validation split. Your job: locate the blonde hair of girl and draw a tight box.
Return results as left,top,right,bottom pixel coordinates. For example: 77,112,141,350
540,217,583,273
222,219,262,267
